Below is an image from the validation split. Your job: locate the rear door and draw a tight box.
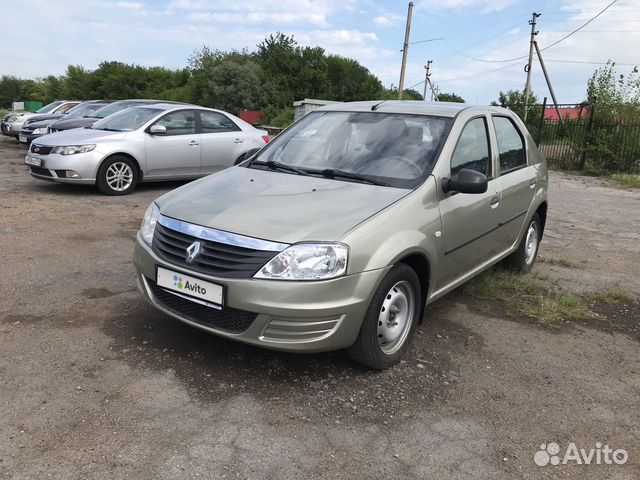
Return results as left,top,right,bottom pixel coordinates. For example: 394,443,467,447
198,110,246,174
144,109,201,178
492,115,537,246
437,116,503,287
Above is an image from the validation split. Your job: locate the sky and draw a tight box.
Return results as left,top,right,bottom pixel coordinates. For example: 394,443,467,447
1,0,639,104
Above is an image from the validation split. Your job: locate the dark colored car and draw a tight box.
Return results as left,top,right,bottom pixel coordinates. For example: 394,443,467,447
46,99,180,133
19,101,112,144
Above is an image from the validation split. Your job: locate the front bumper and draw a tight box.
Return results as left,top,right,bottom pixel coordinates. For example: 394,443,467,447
25,149,102,185
19,132,42,144
1,122,12,136
133,234,387,352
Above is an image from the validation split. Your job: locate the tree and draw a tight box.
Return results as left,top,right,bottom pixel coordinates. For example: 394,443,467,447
492,88,539,122
437,92,465,103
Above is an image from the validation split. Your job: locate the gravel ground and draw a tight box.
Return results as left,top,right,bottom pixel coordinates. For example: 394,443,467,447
1,135,638,479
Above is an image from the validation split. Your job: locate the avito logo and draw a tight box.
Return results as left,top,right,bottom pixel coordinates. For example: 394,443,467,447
172,275,207,295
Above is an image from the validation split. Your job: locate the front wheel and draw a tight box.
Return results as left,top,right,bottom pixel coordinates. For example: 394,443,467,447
504,212,542,273
347,264,421,369
96,156,139,195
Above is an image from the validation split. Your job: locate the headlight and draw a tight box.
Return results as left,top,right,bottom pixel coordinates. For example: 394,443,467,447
33,128,47,135
8,115,17,122
254,243,348,280
140,203,160,246
52,144,96,155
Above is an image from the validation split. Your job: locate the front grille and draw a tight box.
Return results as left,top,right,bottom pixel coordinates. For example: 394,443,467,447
152,223,277,279
30,166,52,177
30,144,53,155
148,279,257,333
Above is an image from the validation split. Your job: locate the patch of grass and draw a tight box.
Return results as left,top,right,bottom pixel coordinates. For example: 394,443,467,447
586,285,633,305
539,256,583,268
461,269,595,325
610,173,640,189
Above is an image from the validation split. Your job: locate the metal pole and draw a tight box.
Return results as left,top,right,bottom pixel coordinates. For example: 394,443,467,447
534,41,564,127
523,12,540,121
536,96,547,146
398,2,414,99
423,60,432,101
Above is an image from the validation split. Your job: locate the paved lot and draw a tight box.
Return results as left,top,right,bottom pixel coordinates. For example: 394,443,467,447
1,134,638,479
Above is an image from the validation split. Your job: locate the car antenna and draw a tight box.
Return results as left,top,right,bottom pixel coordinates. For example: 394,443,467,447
371,100,387,111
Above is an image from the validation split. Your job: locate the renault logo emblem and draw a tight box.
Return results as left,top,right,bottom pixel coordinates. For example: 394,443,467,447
185,241,201,263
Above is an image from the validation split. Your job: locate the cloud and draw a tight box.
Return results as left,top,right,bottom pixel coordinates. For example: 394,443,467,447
417,0,516,13
373,14,403,28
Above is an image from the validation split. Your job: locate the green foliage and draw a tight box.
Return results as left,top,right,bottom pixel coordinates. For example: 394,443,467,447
382,87,423,100
491,88,540,122
437,92,465,103
581,61,640,173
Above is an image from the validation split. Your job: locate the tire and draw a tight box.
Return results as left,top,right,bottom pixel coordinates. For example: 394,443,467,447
503,212,542,273
347,264,421,369
96,156,139,196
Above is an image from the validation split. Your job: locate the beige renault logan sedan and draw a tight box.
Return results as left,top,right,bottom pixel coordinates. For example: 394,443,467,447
134,101,548,369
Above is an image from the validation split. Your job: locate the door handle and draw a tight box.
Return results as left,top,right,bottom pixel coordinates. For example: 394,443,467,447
188,140,199,146
490,195,500,208
233,138,244,143
529,178,537,189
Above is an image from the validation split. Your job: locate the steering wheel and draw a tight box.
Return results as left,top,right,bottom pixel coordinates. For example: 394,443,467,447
388,155,423,177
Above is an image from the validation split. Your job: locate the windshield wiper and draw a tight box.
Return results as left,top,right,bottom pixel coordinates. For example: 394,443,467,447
249,160,309,176
314,168,387,186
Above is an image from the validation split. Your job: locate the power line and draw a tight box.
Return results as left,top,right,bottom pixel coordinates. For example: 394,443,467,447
437,62,523,84
540,0,619,51
545,59,639,66
438,0,620,64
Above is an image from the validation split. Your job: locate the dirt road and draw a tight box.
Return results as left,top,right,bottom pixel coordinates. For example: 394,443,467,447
1,135,638,479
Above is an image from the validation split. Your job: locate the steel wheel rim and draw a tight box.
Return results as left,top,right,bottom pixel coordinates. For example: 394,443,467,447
106,162,133,192
524,221,539,265
377,280,415,355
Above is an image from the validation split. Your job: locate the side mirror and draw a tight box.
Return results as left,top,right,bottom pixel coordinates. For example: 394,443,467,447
442,168,488,194
149,124,167,135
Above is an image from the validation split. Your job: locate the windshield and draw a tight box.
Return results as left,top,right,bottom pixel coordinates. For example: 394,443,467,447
36,101,64,114
65,103,106,118
91,101,149,119
91,107,161,132
250,111,452,188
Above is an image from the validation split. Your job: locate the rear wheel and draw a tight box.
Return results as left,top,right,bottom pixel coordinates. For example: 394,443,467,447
347,264,421,369
96,156,138,195
504,212,541,273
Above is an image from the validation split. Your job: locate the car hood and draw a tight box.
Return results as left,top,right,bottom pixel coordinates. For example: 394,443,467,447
156,166,411,244
34,128,128,146
25,118,56,128
49,117,98,130
25,113,64,124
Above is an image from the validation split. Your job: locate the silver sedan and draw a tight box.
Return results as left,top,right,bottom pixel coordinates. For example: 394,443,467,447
24,104,269,195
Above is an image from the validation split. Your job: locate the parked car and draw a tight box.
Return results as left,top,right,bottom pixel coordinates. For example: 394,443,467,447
133,101,548,369
25,103,269,194
1,100,79,137
19,100,112,144
46,99,178,133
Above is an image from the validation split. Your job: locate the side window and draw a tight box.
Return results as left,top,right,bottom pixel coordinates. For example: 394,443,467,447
451,117,491,177
494,116,526,174
154,110,196,136
199,111,238,133
57,103,77,113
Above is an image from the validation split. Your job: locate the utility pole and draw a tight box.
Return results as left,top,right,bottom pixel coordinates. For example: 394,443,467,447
398,2,414,99
523,11,540,121
423,60,432,101
534,41,564,126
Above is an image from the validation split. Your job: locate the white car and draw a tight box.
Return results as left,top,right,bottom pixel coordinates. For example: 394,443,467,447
25,103,269,195
1,100,79,137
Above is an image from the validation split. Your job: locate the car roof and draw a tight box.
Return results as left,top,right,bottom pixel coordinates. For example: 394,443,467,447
315,100,514,118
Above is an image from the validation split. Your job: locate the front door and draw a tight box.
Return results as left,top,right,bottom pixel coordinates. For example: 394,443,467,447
145,109,201,178
437,116,503,287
